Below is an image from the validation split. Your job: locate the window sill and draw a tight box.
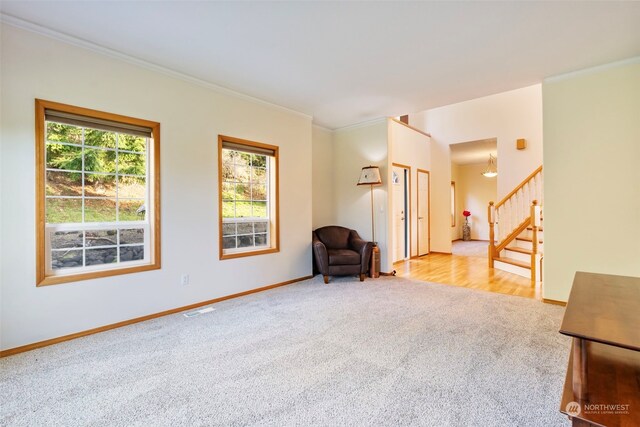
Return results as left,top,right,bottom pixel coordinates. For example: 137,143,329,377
220,247,279,260
37,262,161,286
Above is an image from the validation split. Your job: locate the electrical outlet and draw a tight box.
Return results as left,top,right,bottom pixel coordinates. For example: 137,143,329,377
180,274,190,286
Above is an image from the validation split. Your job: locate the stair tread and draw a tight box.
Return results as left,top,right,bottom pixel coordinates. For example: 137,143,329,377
516,236,543,243
495,256,531,269
506,246,532,255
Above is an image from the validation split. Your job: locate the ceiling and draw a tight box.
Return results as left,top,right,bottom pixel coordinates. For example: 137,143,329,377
450,139,497,166
2,1,640,129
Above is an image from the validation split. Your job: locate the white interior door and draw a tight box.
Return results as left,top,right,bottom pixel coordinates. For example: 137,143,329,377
418,170,430,256
393,166,407,262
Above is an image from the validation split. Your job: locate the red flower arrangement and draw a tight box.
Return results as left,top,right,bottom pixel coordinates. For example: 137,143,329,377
463,210,471,217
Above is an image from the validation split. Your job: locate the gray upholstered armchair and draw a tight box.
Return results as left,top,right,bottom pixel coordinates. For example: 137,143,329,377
312,226,373,284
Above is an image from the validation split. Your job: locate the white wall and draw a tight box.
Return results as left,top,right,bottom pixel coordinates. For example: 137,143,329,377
0,25,313,350
410,85,543,253
388,119,431,258
456,163,497,240
333,120,390,272
311,125,334,229
543,59,640,302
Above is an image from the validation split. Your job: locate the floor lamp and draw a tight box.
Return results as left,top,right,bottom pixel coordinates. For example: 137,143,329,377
357,165,383,278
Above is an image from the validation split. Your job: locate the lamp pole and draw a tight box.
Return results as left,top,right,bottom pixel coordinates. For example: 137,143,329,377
357,165,382,243
370,184,375,243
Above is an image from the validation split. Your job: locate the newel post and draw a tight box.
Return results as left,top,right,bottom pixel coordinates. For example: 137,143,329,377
530,200,540,282
488,201,495,268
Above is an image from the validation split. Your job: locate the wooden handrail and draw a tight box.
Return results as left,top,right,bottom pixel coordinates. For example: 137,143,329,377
495,165,543,209
495,217,530,254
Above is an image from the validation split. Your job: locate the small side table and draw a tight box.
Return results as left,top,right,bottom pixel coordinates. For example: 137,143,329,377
558,272,640,426
369,244,380,278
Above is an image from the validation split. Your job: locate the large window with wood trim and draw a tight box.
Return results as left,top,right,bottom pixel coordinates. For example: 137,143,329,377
36,100,161,286
218,135,279,259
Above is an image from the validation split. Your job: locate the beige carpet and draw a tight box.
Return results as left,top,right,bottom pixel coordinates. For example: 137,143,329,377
0,275,569,426
452,240,489,257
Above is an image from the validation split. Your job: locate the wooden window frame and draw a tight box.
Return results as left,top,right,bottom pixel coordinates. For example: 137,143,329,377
35,99,161,286
451,181,456,227
218,135,279,260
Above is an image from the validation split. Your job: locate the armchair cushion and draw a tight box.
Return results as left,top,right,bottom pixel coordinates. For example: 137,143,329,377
327,249,361,265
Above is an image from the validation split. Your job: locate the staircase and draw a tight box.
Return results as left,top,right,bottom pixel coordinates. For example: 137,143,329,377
488,166,543,282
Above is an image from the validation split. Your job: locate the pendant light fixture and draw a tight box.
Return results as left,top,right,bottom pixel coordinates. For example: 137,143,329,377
482,154,498,178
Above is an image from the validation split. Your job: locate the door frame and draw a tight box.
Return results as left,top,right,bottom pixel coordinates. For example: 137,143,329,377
392,163,411,261
417,168,430,257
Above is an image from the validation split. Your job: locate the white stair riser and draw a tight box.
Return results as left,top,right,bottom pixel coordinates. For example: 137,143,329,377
522,229,543,240
515,239,543,252
494,260,531,279
503,249,530,263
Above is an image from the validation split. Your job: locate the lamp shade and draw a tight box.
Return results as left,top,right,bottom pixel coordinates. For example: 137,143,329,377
357,166,382,186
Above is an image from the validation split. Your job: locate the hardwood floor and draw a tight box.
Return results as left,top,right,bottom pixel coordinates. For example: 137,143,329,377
394,248,541,300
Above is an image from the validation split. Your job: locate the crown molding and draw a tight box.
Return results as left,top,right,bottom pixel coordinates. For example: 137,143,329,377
544,56,640,83
333,117,387,133
312,123,333,133
0,13,313,121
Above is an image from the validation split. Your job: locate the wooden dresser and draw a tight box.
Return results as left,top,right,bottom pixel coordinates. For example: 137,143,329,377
559,272,640,427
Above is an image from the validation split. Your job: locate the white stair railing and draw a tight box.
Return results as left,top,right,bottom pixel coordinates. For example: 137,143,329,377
488,166,543,269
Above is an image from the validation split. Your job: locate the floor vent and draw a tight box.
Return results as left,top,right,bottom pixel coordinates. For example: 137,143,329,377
183,307,216,318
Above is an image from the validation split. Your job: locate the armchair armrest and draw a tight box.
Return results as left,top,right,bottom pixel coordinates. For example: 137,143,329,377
349,231,373,274
312,232,329,275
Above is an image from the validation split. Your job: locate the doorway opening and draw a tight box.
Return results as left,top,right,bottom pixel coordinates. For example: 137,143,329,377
449,138,497,254
417,169,430,256
392,164,410,262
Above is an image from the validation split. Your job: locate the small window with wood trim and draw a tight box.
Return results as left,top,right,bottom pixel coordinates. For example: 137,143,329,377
218,136,279,259
451,181,456,227
36,100,161,286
